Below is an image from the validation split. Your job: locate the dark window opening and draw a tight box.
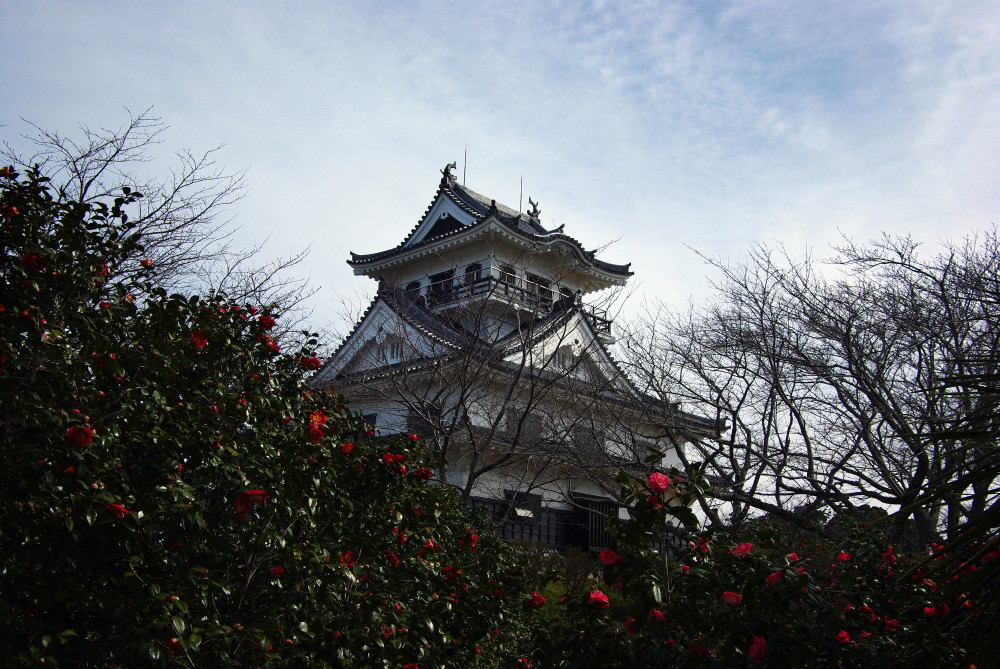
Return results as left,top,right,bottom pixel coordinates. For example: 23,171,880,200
428,270,455,306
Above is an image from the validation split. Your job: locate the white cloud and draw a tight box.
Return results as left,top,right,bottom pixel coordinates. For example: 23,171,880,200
2,0,998,327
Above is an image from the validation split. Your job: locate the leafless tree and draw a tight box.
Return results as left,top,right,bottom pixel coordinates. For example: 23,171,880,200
316,255,710,549
621,230,1000,545
2,109,315,326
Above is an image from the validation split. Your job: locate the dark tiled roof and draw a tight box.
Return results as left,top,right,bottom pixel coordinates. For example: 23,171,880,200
348,173,632,278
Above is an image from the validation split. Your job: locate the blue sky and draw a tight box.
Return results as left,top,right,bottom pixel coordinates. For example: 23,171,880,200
3,1,998,331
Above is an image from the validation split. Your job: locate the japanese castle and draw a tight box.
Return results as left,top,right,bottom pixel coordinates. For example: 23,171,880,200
312,164,714,552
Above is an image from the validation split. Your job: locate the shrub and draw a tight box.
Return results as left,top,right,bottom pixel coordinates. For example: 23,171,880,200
0,166,532,666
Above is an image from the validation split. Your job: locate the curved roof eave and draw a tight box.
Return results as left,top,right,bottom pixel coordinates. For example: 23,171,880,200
349,215,632,280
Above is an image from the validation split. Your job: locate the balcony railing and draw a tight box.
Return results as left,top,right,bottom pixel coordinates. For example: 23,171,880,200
418,269,554,311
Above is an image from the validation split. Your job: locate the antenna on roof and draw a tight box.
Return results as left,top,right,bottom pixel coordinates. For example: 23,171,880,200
519,173,523,212
462,146,467,186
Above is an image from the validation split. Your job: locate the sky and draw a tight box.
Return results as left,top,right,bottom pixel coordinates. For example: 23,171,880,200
3,0,999,335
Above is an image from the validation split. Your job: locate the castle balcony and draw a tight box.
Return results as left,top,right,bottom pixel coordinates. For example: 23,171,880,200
415,267,554,315
411,268,613,338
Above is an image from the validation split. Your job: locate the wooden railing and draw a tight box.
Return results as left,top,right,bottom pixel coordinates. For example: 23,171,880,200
420,271,554,311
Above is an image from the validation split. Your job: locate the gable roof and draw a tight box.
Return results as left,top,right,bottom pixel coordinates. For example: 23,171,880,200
347,168,633,280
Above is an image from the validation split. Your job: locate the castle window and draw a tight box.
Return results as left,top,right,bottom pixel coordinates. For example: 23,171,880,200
526,273,551,305
380,335,402,362
404,280,421,295
428,270,455,306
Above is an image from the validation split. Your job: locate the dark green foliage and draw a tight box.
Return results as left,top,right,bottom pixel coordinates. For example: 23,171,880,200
0,166,533,667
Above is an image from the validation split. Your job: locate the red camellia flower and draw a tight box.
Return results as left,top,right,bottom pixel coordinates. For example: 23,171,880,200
646,472,670,494
730,542,752,557
301,357,321,370
21,253,47,274
836,551,851,562
381,453,396,466
140,258,153,268
258,315,277,330
441,565,460,581
407,433,419,442
461,529,479,550
270,565,285,577
190,331,208,349
341,442,355,455
836,630,851,644
690,645,711,658
339,550,357,567
648,609,665,622
786,552,800,562
765,571,784,587
882,545,897,564
624,616,638,635
722,591,742,606
412,467,432,480
680,565,691,575
748,635,767,662
884,618,901,632
66,425,95,447
233,489,268,520
646,494,662,509
598,548,623,566
586,590,610,609
525,591,545,610
105,503,130,518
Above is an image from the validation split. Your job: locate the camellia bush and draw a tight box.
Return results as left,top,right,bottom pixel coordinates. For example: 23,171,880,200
0,166,535,667
526,471,993,668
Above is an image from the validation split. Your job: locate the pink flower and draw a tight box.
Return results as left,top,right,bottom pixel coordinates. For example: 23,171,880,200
190,331,208,348
765,571,784,587
721,591,742,606
748,636,766,662
598,548,623,566
586,590,610,609
836,630,851,644
646,472,670,494
786,552,799,562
